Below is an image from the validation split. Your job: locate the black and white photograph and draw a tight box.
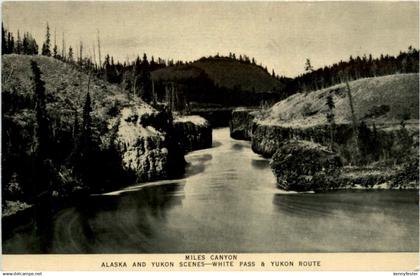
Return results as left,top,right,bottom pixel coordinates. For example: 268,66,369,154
1,0,419,271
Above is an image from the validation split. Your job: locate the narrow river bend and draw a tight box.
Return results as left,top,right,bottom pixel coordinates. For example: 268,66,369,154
4,128,419,253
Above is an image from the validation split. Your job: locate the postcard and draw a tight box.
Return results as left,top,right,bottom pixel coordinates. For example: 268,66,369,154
1,1,419,272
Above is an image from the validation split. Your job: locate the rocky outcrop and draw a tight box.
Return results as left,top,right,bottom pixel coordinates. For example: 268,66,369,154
257,118,420,191
173,115,212,153
270,142,419,192
229,108,258,140
251,122,353,158
270,140,342,192
252,120,419,161
111,104,185,182
337,164,419,190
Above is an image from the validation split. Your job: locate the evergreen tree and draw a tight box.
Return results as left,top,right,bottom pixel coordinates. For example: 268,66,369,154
31,60,50,159
103,54,112,81
41,22,51,56
81,92,93,150
326,94,335,150
31,60,54,196
305,58,314,73
7,32,14,54
371,123,380,160
76,92,96,186
22,33,28,54
2,24,6,54
140,70,152,102
10,35,14,54
138,54,152,102
142,53,149,67
79,41,83,65
61,32,66,60
16,30,22,54
357,121,372,164
68,46,73,62
150,56,156,70
53,44,58,58
31,35,39,55
53,29,57,58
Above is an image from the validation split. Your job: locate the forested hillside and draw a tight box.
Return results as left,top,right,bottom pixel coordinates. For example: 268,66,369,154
3,23,418,111
285,47,419,94
152,56,286,93
2,55,152,205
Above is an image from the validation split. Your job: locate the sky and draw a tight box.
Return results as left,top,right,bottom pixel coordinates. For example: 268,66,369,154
2,1,419,77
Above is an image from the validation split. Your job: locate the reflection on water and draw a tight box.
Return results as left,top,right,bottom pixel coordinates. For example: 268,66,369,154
231,142,246,151
251,159,271,170
212,141,222,148
3,128,419,253
272,192,419,252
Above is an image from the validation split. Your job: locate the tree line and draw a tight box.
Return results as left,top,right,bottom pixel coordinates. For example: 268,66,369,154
3,21,419,102
197,53,283,79
285,47,419,94
2,24,39,55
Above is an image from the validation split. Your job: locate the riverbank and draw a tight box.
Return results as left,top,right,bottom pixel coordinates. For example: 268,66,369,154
230,74,420,191
3,128,418,253
1,55,214,222
2,112,213,239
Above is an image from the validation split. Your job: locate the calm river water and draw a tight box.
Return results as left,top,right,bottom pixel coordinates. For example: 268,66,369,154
3,128,419,253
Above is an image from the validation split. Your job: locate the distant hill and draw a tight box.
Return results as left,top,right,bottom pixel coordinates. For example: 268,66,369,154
259,73,419,128
152,57,287,94
150,56,289,110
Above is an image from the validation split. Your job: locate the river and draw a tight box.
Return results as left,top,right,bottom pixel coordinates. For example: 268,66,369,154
3,128,419,253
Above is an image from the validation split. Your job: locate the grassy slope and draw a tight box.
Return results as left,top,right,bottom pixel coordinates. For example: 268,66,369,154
2,55,172,216
2,54,151,139
260,73,419,128
3,55,178,199
151,58,285,93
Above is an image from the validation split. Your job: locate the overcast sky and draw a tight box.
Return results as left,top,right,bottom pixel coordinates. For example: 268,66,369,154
3,1,419,77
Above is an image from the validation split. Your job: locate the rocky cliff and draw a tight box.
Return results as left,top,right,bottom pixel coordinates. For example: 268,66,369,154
270,140,342,191
173,115,212,153
251,123,355,158
111,104,186,182
229,108,258,140
1,55,196,203
230,74,419,191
